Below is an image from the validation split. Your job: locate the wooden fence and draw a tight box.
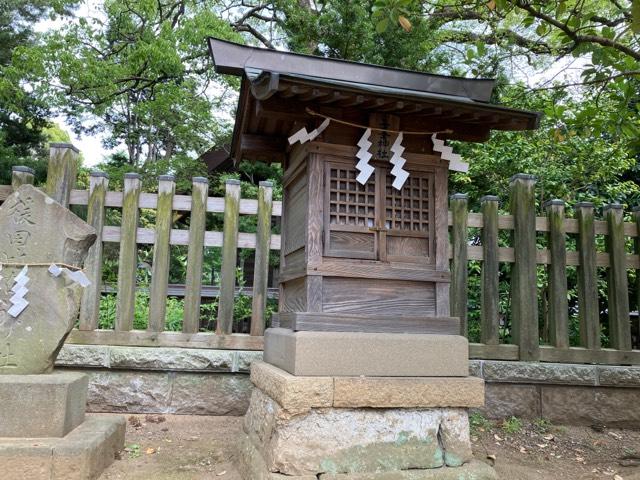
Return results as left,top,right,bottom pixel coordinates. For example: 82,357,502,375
4,146,640,364
451,174,640,365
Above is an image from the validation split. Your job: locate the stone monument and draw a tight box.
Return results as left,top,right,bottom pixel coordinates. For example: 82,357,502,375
208,38,540,479
0,184,125,480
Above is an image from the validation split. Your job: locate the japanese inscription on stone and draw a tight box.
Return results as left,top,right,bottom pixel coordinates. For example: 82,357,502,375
0,185,96,374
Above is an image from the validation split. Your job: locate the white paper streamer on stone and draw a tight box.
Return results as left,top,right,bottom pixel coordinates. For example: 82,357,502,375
389,132,409,190
355,128,374,185
431,134,469,172
288,118,330,145
8,266,30,318
48,264,91,288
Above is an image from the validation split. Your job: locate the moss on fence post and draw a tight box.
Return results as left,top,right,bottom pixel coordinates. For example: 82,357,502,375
509,174,539,361
217,179,240,335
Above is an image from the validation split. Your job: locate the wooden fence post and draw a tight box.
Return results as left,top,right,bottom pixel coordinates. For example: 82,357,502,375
115,173,142,331
183,177,209,334
11,166,34,189
450,193,468,336
604,204,631,351
79,171,108,331
634,206,640,342
148,175,176,332
509,174,539,361
46,143,78,207
217,179,241,335
545,199,569,348
480,195,500,345
251,181,273,336
576,202,600,349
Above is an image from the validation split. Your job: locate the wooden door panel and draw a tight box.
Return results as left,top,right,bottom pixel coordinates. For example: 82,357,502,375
324,162,377,259
384,171,434,264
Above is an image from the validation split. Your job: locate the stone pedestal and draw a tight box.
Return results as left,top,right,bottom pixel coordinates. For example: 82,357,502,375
0,371,125,480
238,361,496,479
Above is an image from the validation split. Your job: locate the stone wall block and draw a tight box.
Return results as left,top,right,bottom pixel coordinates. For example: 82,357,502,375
541,385,640,427
169,373,252,415
82,370,173,413
469,360,483,378
482,361,596,385
597,366,640,387
57,345,110,368
109,346,235,371
479,384,541,419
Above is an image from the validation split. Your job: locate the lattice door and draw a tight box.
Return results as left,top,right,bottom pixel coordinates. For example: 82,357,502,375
384,171,434,263
324,163,377,259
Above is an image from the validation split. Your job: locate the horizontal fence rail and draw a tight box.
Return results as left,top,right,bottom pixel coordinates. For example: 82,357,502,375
5,146,640,364
449,174,640,365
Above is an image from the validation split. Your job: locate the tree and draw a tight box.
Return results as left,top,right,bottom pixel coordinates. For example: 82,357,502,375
13,0,242,166
0,1,78,163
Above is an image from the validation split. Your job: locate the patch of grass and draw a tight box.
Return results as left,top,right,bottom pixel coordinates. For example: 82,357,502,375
533,418,553,434
469,412,492,434
125,443,141,459
501,416,523,434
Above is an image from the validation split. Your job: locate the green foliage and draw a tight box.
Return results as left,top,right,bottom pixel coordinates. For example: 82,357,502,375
501,416,524,434
469,412,493,434
532,418,553,434
12,0,242,165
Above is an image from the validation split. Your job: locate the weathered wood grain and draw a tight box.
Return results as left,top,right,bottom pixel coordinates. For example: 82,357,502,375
115,173,142,331
148,176,176,332
576,202,600,350
509,174,539,361
66,189,282,216
183,177,209,334
46,143,78,207
539,345,640,365
480,196,500,345
322,277,436,315
11,166,34,189
66,329,264,351
545,200,569,349
217,180,240,335
604,204,631,351
79,172,108,331
450,193,468,336
276,311,460,334
250,182,273,336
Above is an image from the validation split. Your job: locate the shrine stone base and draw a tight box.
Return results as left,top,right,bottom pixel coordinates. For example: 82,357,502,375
0,371,125,480
237,362,495,479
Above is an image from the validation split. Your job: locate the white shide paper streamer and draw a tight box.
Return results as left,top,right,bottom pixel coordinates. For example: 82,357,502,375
8,266,30,318
355,128,374,185
288,118,330,145
48,264,91,288
389,132,409,190
431,134,468,172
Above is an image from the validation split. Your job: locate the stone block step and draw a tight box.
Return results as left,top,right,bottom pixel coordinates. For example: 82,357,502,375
264,328,468,377
0,415,125,480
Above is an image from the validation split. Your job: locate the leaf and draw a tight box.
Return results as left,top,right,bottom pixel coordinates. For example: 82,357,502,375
633,0,640,34
487,0,496,10
398,15,412,32
376,17,389,33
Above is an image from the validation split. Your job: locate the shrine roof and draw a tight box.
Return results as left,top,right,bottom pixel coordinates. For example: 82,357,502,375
208,38,541,163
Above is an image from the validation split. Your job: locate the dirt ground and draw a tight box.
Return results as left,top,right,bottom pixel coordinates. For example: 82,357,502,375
98,413,640,480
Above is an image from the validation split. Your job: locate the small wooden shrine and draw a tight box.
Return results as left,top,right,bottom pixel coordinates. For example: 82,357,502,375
209,38,540,480
209,38,540,335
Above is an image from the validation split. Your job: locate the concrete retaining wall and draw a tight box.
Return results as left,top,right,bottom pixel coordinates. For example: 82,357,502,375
56,345,640,426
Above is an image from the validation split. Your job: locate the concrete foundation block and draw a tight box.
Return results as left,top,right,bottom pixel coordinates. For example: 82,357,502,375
0,371,88,438
0,415,125,480
264,328,468,376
